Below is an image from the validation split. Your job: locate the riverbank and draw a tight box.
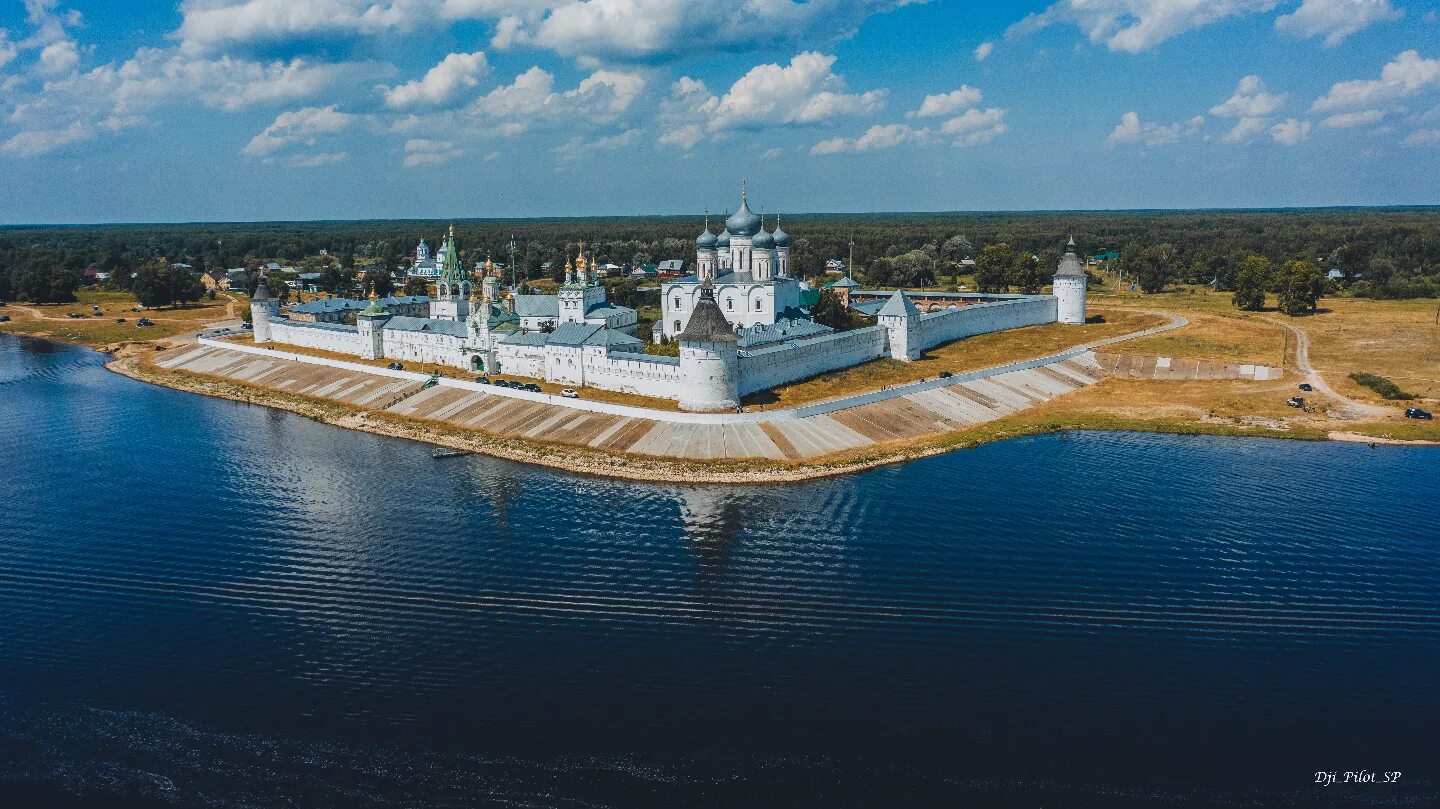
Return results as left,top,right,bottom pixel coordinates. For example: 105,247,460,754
104,335,1435,485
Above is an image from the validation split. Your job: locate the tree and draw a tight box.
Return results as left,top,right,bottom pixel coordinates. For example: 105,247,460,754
940,234,973,262
811,289,852,330
890,249,937,287
132,260,172,307
1010,251,1047,294
363,267,394,298
403,277,429,297
974,243,1014,293
1132,244,1177,293
1231,255,1271,311
318,264,347,294
1276,260,1325,316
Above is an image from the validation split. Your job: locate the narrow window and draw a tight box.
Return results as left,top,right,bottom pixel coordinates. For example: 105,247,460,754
674,320,680,332
755,299,761,311
726,298,733,311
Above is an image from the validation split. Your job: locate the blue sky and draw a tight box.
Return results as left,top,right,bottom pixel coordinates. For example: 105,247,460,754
1,0,1438,223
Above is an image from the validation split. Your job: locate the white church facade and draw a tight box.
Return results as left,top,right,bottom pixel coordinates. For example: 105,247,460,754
250,198,1087,412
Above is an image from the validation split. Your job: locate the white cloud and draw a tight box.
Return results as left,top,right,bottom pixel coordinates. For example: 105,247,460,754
468,65,644,124
1106,110,1182,146
658,122,704,149
499,0,916,62
660,52,886,148
1271,117,1311,144
37,38,79,75
282,150,348,166
242,105,354,156
912,85,982,118
554,127,641,163
1007,0,1277,54
940,107,1008,145
0,30,17,70
403,138,465,166
1310,50,1440,113
2,44,374,156
1275,0,1402,48
1210,75,1284,118
175,0,539,54
1222,116,1270,143
1320,108,1384,128
810,123,927,154
1403,128,1440,146
384,50,489,109
973,41,993,61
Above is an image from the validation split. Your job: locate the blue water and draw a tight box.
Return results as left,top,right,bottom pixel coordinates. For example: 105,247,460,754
1,333,1436,807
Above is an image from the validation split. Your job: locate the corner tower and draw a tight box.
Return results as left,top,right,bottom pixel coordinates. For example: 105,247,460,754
1053,236,1087,325
879,289,921,361
250,275,279,343
677,281,740,412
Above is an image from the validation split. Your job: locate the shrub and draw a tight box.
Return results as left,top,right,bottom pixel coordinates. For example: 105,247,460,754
1348,372,1414,400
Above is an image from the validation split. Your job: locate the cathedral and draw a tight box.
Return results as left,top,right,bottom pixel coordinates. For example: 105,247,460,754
657,186,804,341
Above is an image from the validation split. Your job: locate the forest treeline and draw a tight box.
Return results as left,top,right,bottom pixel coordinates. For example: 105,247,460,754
1,207,1437,303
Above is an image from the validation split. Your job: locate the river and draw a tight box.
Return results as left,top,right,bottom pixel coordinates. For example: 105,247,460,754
1,333,1436,807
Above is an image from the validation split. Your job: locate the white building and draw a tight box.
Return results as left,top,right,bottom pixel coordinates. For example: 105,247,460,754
657,187,802,342
1053,237,1088,325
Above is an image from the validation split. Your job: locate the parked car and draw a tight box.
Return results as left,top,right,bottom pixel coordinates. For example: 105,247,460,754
562,388,579,399
115,318,126,323
493,380,510,388
524,383,542,393
1286,396,1304,408
135,317,153,327
386,361,403,370
939,371,954,379
0,315,10,323
1298,383,1313,391
475,376,490,384
1405,407,1433,420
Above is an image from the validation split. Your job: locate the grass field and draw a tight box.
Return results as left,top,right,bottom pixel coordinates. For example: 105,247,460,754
0,289,237,346
1092,280,1440,404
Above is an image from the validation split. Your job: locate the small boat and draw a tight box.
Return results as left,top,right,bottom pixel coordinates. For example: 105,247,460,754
431,447,471,459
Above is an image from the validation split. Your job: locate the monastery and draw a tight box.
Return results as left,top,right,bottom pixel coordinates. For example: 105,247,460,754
250,190,1087,411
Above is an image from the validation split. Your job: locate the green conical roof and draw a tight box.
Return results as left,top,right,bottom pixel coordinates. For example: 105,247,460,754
440,226,466,285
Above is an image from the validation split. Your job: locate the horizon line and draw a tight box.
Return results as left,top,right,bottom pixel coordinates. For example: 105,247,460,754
4,203,1439,229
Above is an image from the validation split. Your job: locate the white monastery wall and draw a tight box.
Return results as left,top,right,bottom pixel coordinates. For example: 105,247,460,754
913,296,1057,353
268,321,366,356
582,352,683,400
737,326,887,395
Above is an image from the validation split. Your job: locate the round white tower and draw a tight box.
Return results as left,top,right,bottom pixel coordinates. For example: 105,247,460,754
249,275,278,343
1053,236,1088,325
677,282,739,412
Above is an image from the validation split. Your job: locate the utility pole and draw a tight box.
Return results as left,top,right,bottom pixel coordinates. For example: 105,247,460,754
848,234,855,280
509,233,517,288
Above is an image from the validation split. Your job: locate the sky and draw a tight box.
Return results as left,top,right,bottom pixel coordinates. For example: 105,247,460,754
0,0,1439,223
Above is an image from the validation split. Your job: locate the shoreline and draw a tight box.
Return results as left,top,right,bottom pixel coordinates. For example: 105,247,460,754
97,340,1439,485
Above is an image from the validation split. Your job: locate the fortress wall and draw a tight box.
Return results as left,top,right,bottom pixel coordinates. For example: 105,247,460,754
583,351,684,400
267,321,365,356
381,330,472,369
914,296,1057,353
496,344,546,379
737,326,887,395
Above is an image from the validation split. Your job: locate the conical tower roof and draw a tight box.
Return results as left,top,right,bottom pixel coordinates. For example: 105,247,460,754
1055,236,1085,278
440,225,466,284
677,283,737,343
252,274,271,301
878,289,920,318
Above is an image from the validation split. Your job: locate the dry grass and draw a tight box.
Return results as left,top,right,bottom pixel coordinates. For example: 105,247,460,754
1094,282,1439,403
0,289,236,345
744,308,1165,407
